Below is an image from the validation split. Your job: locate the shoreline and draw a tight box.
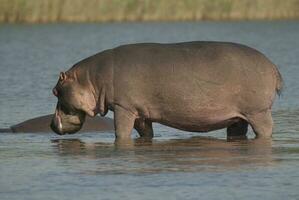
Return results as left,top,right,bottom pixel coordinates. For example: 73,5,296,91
1,0,299,24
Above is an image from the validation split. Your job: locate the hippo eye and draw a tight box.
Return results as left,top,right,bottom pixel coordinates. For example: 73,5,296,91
54,83,66,98
53,88,58,97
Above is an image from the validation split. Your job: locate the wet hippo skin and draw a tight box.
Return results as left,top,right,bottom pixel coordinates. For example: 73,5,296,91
0,114,114,133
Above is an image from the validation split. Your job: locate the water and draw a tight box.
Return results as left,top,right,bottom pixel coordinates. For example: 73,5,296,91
0,21,299,199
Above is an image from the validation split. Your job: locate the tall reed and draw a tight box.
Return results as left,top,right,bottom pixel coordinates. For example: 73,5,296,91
0,0,299,23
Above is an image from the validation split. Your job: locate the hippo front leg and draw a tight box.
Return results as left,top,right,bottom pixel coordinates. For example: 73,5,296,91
114,105,136,140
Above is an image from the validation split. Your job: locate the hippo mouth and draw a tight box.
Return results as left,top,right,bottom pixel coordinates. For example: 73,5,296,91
50,107,85,135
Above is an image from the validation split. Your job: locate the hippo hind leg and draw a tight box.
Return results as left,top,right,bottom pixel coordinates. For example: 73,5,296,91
227,118,248,139
247,110,273,139
134,118,154,138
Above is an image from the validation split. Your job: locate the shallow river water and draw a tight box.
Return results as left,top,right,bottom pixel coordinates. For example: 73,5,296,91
0,21,299,200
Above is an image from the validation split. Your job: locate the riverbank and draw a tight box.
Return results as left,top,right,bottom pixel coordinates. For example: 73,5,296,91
1,0,299,23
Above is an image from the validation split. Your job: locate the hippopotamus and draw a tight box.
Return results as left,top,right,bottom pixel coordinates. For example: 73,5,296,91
50,41,283,141
0,114,114,133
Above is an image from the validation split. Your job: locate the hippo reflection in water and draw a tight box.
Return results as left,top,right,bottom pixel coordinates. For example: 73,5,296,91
0,114,113,133
51,42,282,141
51,137,274,172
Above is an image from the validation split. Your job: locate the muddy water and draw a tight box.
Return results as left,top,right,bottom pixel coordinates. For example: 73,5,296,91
0,21,299,199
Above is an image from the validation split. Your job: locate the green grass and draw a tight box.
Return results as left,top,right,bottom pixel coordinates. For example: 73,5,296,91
1,0,299,23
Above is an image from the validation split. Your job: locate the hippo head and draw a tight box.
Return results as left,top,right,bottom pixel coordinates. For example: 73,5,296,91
50,71,97,135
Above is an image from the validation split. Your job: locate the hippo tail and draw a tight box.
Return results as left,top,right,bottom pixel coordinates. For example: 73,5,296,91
274,65,283,96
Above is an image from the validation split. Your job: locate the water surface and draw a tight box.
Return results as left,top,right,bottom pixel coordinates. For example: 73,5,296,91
0,21,299,200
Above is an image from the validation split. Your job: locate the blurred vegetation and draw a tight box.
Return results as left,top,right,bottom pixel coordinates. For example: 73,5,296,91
1,0,299,23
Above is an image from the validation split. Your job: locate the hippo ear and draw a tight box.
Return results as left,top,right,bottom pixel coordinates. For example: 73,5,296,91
59,72,67,82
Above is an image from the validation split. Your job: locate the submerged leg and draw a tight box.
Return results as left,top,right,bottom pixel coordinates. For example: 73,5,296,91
134,118,154,138
247,110,273,139
114,105,136,140
227,119,248,139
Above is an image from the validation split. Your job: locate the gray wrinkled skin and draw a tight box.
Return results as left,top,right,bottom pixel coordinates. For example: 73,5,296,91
51,42,283,140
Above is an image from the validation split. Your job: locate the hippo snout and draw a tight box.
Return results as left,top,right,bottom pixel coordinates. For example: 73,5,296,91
50,110,83,135
50,120,63,135
50,112,65,135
